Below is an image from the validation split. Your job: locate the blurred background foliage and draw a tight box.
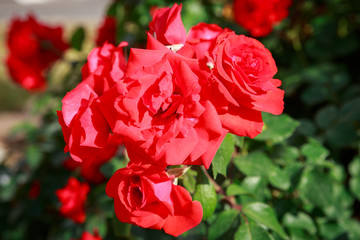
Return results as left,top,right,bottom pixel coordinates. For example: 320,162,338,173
1,0,360,239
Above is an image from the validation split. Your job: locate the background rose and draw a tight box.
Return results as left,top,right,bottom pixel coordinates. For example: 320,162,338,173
6,14,68,90
106,163,202,237
55,177,90,223
72,230,102,240
233,0,292,37
96,16,116,47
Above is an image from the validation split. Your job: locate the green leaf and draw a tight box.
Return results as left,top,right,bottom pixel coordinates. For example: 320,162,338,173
70,27,85,51
301,138,329,164
325,122,358,147
315,105,338,129
243,202,288,239
255,113,299,143
272,145,300,165
234,152,274,177
181,169,196,194
268,167,290,191
283,212,316,234
298,169,335,208
296,119,316,137
318,220,345,240
212,134,235,179
193,168,217,220
235,223,272,240
208,209,238,240
339,219,360,240
226,183,249,196
239,177,270,203
339,97,360,122
349,157,360,177
350,176,360,201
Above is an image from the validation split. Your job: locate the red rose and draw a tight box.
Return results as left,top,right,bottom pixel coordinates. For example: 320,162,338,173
233,0,292,37
6,14,68,90
55,177,89,223
6,55,46,90
187,23,230,59
58,42,127,164
99,48,226,168
149,3,187,45
209,32,284,137
106,163,203,237
72,230,102,240
96,16,116,47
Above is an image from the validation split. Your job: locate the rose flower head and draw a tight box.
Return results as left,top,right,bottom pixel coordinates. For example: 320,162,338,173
99,47,226,168
233,0,292,37
207,31,284,138
106,162,203,237
58,42,127,165
56,177,90,223
6,14,68,90
149,3,187,46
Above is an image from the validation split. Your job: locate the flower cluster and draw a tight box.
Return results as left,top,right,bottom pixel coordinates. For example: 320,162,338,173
6,15,68,90
233,0,292,37
58,3,284,236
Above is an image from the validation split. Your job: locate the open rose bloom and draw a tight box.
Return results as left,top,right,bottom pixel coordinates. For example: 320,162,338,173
233,0,292,37
6,15,68,90
58,3,284,237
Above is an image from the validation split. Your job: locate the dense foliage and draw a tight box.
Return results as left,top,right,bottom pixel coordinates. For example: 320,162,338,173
1,0,360,239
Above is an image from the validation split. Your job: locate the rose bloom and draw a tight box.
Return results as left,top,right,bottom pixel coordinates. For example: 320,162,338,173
58,42,127,164
6,14,68,90
55,177,89,223
72,230,102,240
149,3,187,46
96,16,116,46
233,0,292,37
106,162,202,237
186,22,230,59
207,31,284,137
99,46,226,168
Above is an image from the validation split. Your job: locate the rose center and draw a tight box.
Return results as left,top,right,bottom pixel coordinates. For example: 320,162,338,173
130,186,143,208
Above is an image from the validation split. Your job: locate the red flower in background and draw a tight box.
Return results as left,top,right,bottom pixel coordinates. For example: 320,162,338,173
55,177,89,223
233,0,292,37
106,163,203,237
6,14,68,90
73,230,102,240
96,16,116,46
